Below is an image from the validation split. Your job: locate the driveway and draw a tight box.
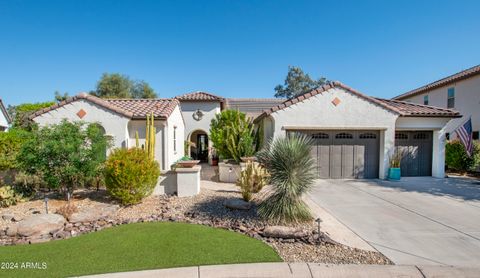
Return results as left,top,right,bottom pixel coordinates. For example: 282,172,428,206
308,177,480,267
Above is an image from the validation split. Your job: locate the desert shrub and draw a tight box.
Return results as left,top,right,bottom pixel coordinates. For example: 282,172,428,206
12,171,45,198
56,202,78,219
17,120,110,200
256,134,316,223
0,128,31,170
446,140,480,172
236,161,269,202
210,110,256,162
0,185,24,208
104,148,160,205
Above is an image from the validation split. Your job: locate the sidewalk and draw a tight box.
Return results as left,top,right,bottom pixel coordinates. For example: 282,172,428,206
80,262,480,278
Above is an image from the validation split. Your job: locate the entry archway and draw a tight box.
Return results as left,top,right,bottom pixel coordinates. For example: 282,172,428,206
189,129,209,162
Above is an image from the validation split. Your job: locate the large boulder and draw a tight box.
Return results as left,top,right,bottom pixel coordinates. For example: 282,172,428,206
17,214,66,237
262,226,307,239
68,204,119,223
224,199,251,210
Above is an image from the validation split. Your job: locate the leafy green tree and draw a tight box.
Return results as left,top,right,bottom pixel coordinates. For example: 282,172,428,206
210,110,256,162
0,128,31,170
256,134,316,223
274,66,328,99
8,101,55,131
54,91,70,102
17,120,110,200
91,73,157,99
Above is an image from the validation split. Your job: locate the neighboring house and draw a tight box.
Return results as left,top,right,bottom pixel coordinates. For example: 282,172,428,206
0,98,11,131
393,64,480,141
175,92,285,162
30,93,185,171
255,81,460,179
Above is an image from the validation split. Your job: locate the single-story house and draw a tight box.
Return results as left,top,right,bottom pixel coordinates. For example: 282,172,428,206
255,81,461,179
31,81,460,180
0,98,11,131
30,93,185,171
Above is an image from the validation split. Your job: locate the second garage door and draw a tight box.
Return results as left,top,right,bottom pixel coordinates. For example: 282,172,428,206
293,130,380,179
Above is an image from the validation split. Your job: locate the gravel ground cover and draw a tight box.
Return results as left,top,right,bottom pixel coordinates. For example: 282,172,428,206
0,186,391,265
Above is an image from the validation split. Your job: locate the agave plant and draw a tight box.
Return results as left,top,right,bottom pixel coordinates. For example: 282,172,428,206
256,134,316,223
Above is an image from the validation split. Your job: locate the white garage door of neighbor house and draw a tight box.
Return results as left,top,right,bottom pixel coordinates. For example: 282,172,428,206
290,130,380,179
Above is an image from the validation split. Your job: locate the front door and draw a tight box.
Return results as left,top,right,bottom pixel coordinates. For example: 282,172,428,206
196,134,209,162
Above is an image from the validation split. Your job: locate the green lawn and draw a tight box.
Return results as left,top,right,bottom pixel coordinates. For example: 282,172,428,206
0,222,281,278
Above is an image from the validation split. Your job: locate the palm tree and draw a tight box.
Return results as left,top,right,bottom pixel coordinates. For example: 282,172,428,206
256,134,316,223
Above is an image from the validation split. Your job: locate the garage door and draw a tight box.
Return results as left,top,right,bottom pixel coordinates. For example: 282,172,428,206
292,130,380,179
394,131,432,176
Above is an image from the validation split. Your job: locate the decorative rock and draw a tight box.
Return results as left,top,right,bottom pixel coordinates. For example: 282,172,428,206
68,204,118,223
17,214,66,237
224,199,251,210
12,215,23,222
6,225,17,237
1,213,14,221
262,226,307,239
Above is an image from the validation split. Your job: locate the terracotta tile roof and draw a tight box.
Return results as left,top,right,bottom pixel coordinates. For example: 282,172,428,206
30,93,179,120
175,91,224,101
393,64,480,100
255,81,461,121
105,98,179,119
374,98,461,118
225,98,286,118
0,98,11,124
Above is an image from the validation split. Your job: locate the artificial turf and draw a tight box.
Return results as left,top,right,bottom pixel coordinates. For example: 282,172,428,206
0,222,281,278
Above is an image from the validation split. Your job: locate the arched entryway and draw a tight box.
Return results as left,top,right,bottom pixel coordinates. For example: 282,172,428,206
189,129,209,162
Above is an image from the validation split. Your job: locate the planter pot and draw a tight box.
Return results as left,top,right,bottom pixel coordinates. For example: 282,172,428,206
176,160,200,168
388,168,401,181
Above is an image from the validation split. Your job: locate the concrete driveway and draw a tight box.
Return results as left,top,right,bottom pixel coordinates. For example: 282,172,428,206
308,177,480,267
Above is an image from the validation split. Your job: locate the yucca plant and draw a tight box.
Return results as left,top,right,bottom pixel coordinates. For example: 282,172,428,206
256,134,316,223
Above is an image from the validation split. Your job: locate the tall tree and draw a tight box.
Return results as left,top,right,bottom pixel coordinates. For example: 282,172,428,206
54,91,70,102
91,73,157,99
274,66,328,99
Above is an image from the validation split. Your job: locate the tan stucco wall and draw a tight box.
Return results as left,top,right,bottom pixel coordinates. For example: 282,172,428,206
400,74,480,137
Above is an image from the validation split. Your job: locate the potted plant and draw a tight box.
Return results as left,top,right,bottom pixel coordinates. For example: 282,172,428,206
175,156,200,168
388,150,404,181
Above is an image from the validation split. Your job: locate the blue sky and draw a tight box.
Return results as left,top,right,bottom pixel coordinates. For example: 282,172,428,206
1,0,479,105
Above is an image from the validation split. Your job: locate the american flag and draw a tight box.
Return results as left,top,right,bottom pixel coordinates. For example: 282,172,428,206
455,118,473,156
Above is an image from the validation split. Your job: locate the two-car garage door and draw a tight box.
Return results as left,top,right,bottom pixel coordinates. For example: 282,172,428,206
293,130,380,179
293,130,433,179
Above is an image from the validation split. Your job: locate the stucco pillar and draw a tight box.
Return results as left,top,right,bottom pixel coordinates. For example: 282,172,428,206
380,128,395,179
432,129,446,178
176,165,201,197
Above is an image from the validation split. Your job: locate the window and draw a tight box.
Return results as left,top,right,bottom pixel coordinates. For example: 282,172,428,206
423,95,429,105
335,132,353,139
395,133,408,140
312,132,329,139
359,133,377,139
173,127,177,153
473,131,479,140
446,132,450,140
447,87,455,108
413,133,428,140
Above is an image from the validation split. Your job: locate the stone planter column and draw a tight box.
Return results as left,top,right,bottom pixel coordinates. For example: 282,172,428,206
218,162,245,183
175,165,201,197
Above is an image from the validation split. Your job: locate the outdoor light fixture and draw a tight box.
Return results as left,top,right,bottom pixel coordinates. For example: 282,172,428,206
44,197,49,214
315,218,322,244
